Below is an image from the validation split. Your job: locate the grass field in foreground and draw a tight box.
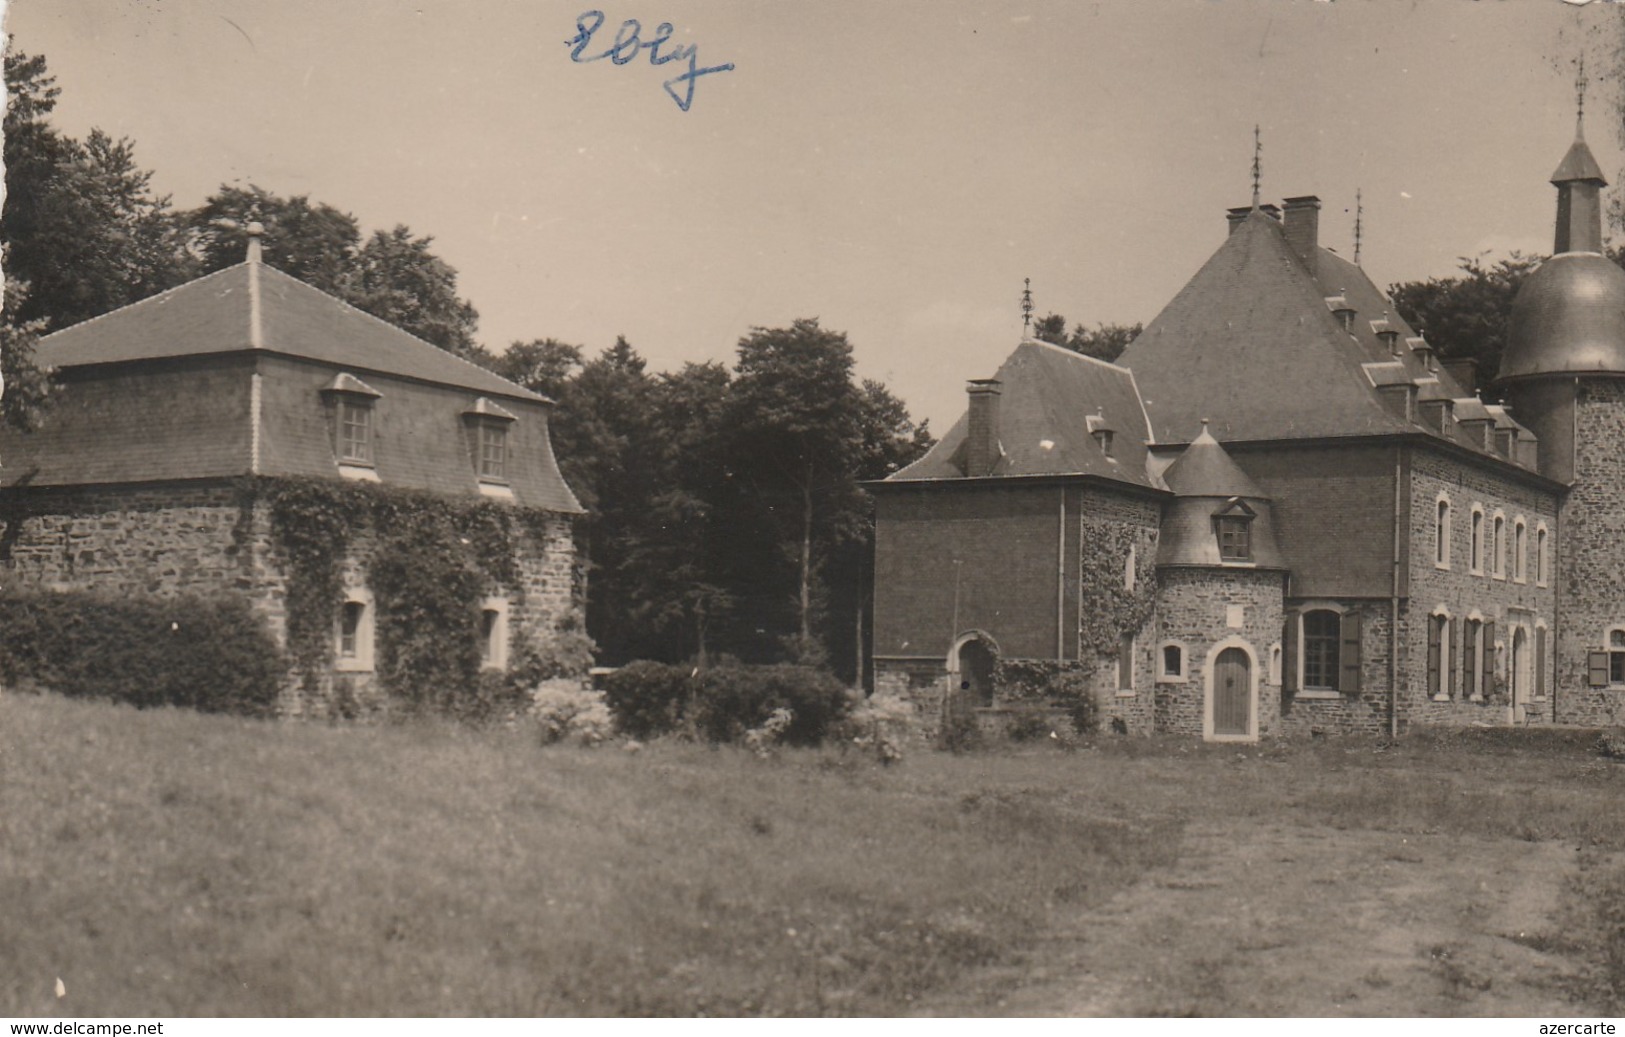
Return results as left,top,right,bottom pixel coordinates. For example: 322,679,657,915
4,692,1625,1016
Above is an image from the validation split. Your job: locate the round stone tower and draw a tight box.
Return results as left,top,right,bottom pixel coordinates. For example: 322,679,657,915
1153,423,1287,741
1501,116,1625,721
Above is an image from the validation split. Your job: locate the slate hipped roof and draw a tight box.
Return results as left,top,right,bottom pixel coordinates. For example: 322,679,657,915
887,338,1159,489
38,262,548,404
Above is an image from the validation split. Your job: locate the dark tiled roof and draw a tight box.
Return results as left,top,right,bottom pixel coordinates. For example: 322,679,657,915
888,339,1158,489
38,263,547,404
1552,133,1607,184
1162,423,1268,498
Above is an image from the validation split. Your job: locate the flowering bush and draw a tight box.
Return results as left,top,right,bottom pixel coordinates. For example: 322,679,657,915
530,681,614,746
743,707,794,757
847,695,917,765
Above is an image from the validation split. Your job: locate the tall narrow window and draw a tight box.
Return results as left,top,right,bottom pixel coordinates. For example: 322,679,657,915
1470,508,1484,574
1491,515,1505,578
1611,630,1625,687
1463,619,1481,698
1302,610,1341,691
1427,614,1447,699
1514,520,1527,582
1116,633,1135,693
339,601,364,658
1435,499,1451,567
479,596,510,670
340,400,372,464
1536,526,1549,586
335,590,375,673
479,423,507,481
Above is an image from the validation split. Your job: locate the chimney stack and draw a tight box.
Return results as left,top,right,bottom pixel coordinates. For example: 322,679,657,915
1282,196,1321,263
1441,357,1478,396
965,379,1002,477
1226,206,1253,236
245,221,265,265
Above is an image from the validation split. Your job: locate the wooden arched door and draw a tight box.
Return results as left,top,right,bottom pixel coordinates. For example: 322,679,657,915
1212,646,1252,737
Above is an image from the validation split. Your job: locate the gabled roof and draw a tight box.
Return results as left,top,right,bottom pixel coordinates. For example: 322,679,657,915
887,339,1159,489
37,262,547,404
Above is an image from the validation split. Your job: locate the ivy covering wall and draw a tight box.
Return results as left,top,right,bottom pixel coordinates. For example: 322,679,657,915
247,476,588,713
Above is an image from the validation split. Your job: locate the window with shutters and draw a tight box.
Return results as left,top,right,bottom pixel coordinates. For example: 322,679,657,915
1435,496,1452,569
1535,625,1548,701
1446,616,1460,699
1427,613,1449,700
1463,618,1481,699
1302,610,1341,692
1470,506,1485,575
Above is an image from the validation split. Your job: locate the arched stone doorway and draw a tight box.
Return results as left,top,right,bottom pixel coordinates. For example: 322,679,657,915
956,637,997,707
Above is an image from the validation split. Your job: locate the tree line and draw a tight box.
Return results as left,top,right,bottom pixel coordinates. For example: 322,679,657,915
0,51,931,682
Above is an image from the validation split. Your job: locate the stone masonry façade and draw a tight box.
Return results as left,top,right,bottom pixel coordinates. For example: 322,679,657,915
1,478,578,717
1555,381,1625,726
1154,567,1283,740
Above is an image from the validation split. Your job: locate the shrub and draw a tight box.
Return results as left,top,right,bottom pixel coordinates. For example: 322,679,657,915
530,681,614,746
601,661,696,739
1006,709,1055,743
743,707,794,757
691,663,850,746
938,688,984,753
1053,669,1100,735
0,588,286,715
845,695,917,764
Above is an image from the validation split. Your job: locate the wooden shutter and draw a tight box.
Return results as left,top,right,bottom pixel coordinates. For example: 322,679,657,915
1447,618,1459,698
1463,623,1478,698
1426,618,1441,697
1483,620,1496,697
1339,610,1362,694
1536,629,1547,698
1282,615,1298,693
1589,650,1610,688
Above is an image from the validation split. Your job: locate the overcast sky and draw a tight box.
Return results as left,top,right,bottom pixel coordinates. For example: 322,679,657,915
7,1,1620,429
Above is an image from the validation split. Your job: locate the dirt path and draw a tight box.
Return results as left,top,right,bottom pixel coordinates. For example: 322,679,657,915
917,822,1592,1016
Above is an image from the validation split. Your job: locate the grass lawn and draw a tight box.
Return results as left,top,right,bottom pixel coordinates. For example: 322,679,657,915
4,691,1625,1016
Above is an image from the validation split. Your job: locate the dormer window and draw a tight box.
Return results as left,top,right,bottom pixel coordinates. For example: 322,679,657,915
464,397,518,494
1212,498,1255,562
321,372,383,479
1086,411,1115,459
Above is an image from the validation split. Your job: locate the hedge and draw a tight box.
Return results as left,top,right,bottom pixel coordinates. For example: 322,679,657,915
0,589,287,716
601,660,851,745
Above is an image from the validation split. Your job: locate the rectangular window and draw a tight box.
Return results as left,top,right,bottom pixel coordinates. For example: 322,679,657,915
1116,633,1135,693
339,601,363,658
1464,620,1480,698
479,423,507,481
1427,615,1444,698
1216,517,1251,561
1611,631,1625,686
340,400,372,464
1302,610,1341,691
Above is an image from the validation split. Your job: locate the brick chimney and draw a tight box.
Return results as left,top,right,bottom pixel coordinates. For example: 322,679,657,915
1226,206,1253,236
1440,357,1478,396
965,379,1002,477
1282,196,1320,263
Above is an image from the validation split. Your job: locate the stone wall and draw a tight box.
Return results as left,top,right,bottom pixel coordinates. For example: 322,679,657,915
1154,567,1284,739
1,478,581,719
1406,447,1559,728
1549,382,1625,724
1277,599,1396,735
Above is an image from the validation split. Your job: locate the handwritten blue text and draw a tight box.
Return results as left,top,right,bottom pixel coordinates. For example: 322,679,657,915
567,11,735,112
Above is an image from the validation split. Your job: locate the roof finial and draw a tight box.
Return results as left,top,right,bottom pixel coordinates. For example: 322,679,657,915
245,221,265,265
1576,53,1588,137
1251,125,1262,209
1020,277,1034,336
1353,189,1364,267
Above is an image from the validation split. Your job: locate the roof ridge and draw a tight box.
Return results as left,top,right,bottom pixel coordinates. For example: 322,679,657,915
1021,336,1138,375
40,264,248,343
256,265,550,404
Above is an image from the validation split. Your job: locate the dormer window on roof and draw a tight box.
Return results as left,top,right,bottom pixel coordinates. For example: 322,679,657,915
1086,411,1116,459
320,372,383,478
1212,498,1255,562
1325,294,1355,332
463,397,518,491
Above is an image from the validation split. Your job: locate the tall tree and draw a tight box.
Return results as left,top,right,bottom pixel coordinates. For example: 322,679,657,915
4,51,194,331
347,227,481,357
1032,312,1142,362
1,279,51,434
725,318,864,659
1389,253,1545,396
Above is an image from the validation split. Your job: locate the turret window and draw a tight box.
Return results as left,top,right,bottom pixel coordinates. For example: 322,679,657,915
1212,499,1256,562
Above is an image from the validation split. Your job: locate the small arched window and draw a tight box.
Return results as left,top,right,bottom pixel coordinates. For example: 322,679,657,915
1491,513,1506,578
1536,525,1549,586
1513,519,1527,582
1159,642,1186,681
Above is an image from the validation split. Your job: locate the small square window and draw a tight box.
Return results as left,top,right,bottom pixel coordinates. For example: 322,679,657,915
1216,517,1251,561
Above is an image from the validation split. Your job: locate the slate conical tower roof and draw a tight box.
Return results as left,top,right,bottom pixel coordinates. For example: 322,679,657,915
1156,423,1286,569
